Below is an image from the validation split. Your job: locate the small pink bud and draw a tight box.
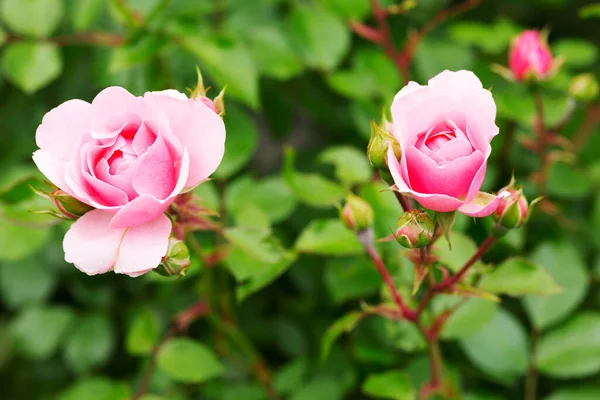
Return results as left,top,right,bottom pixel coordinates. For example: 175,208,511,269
494,189,528,230
509,30,553,81
340,194,374,232
394,210,434,249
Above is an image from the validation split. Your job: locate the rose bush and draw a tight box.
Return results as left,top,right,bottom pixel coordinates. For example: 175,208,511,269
386,70,501,216
32,87,226,276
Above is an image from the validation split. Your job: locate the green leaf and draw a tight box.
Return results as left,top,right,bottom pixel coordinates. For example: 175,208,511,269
547,162,593,198
432,231,479,272
0,217,52,261
1,0,64,38
460,308,528,380
579,3,600,19
319,146,372,186
291,377,345,400
544,387,600,400
537,312,600,378
448,19,521,55
246,24,302,80
321,311,364,361
71,0,104,31
126,309,159,356
213,107,258,178
414,37,475,82
478,257,562,297
64,314,115,372
554,39,598,68
289,4,350,71
324,256,381,303
58,377,130,400
193,180,219,211
322,0,371,19
523,242,589,330
0,257,56,308
109,36,168,72
225,226,284,264
362,370,415,400
296,219,363,256
11,305,73,359
2,42,63,94
157,338,224,383
182,35,259,108
433,296,499,340
226,175,297,224
274,359,309,395
283,148,345,208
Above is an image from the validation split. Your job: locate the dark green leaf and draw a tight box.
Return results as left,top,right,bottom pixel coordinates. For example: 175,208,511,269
64,314,115,372
544,387,600,400
321,311,364,361
0,257,56,308
71,0,105,31
157,338,224,383
324,256,381,303
126,309,159,356
319,146,372,186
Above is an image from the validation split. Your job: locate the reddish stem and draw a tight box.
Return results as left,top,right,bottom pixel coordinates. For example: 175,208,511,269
394,191,413,211
366,244,416,321
436,235,496,290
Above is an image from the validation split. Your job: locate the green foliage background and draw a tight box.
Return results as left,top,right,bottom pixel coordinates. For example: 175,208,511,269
0,0,599,399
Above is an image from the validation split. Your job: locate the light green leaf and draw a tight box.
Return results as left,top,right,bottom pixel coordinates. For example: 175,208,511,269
0,217,52,261
547,162,593,199
11,305,73,359
182,35,259,108
157,338,223,383
1,0,64,38
58,377,130,400
432,231,479,272
321,312,364,362
537,312,600,378
226,175,297,223
224,226,283,264
579,3,600,18
322,0,371,19
0,257,56,308
283,148,345,208
324,256,381,303
544,387,600,400
362,370,415,400
554,39,598,68
414,37,475,82
434,296,499,340
478,257,562,296
319,146,372,186
193,180,219,211
289,4,350,71
2,42,63,94
296,219,363,256
126,309,159,356
523,242,589,330
274,359,309,395
247,24,303,80
109,36,168,72
460,308,528,380
448,19,521,54
213,107,258,178
71,0,104,31
64,314,115,372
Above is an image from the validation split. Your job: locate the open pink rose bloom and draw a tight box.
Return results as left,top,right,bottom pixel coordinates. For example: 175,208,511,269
387,70,502,217
33,87,225,276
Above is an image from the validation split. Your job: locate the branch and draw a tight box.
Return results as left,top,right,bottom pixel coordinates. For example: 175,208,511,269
436,235,496,290
394,191,413,211
366,244,416,321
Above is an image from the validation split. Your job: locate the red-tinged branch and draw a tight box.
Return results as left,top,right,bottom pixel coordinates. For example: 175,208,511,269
366,244,416,321
133,301,210,400
394,191,413,211
573,103,600,150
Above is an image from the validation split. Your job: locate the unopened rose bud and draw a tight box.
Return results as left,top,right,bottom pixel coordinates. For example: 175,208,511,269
569,73,599,102
367,120,401,170
341,194,374,232
509,30,554,82
48,189,92,219
494,189,528,230
156,237,191,277
394,210,434,249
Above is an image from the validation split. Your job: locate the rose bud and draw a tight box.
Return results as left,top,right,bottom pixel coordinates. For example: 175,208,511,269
569,73,599,102
50,189,93,219
509,30,554,82
341,194,374,232
494,189,528,230
368,118,401,170
156,237,191,277
394,210,434,249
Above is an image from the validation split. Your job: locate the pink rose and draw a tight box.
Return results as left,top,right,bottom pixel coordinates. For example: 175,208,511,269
509,30,553,81
32,87,226,276
386,70,501,217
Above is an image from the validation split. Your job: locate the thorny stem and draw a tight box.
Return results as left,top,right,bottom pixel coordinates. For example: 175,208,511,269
525,327,540,400
366,244,416,321
133,301,210,400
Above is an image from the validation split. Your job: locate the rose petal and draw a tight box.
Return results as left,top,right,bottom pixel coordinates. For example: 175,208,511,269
436,138,473,161
91,87,145,139
132,135,177,199
428,70,484,94
144,91,226,188
458,191,501,217
63,209,126,275
113,213,172,276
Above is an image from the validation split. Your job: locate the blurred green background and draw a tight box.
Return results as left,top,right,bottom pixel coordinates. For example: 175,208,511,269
1,0,600,399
